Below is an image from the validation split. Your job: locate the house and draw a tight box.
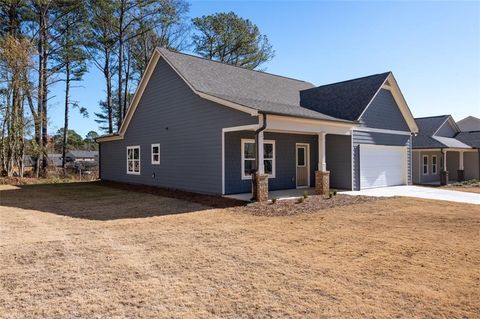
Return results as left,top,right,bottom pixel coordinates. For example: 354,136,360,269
47,153,63,167
412,115,479,185
457,115,480,132
97,48,418,200
65,150,98,163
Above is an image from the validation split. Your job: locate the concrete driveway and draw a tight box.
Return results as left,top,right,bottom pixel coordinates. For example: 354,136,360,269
342,185,480,205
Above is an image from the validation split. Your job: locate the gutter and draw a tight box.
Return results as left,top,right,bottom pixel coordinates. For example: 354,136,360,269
255,114,267,171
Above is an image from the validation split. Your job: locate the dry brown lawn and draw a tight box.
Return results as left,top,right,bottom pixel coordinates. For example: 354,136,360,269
1,182,479,318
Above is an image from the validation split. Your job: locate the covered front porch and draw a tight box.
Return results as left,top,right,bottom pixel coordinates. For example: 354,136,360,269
222,114,355,201
413,148,479,185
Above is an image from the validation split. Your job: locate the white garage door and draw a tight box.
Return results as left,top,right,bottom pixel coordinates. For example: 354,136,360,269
360,144,407,189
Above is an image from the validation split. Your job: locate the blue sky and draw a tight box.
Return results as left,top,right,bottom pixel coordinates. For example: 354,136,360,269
48,0,480,137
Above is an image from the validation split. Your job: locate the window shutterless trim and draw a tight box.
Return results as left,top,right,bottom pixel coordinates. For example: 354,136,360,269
431,155,437,175
127,145,141,175
241,139,275,180
151,143,160,165
422,155,428,175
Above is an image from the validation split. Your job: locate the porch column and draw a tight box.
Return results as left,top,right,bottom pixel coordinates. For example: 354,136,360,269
253,129,268,202
315,132,330,196
458,151,465,182
441,150,449,185
257,130,265,174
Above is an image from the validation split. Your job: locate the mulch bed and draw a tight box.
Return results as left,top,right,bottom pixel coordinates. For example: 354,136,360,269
234,194,381,216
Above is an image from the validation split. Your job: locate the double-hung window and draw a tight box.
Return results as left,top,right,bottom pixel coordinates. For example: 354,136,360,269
127,146,141,175
431,155,437,175
422,155,428,175
241,139,275,179
151,144,160,164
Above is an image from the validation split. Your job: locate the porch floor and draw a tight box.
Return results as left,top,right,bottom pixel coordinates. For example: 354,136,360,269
224,187,315,202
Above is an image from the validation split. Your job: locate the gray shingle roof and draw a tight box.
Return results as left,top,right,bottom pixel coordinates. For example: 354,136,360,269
413,115,474,149
415,115,450,135
67,150,98,158
299,72,391,121
159,48,360,122
456,131,480,148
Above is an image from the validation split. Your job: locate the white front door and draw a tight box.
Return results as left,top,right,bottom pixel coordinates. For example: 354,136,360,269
296,144,310,188
360,144,408,189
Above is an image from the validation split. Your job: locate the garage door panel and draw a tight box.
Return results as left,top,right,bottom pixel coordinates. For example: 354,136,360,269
360,145,407,189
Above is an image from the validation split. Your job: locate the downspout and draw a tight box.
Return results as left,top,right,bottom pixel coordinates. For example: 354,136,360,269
255,113,267,172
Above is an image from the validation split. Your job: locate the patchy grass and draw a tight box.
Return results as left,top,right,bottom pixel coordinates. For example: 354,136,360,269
1,182,479,318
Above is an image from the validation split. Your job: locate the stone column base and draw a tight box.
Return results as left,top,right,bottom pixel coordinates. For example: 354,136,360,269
440,170,449,186
315,171,330,196
457,170,465,182
252,172,269,202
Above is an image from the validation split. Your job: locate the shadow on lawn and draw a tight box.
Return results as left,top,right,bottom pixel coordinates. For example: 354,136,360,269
0,181,246,221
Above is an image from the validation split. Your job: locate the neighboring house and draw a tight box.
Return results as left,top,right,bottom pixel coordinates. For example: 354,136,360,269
97,47,418,199
47,154,63,167
412,115,479,184
457,116,480,132
65,150,99,163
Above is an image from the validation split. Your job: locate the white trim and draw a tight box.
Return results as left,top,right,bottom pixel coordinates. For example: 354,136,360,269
413,148,476,152
431,155,437,175
422,155,429,176
432,115,461,137
151,143,160,165
295,143,310,188
126,145,141,175
353,127,411,136
241,139,275,180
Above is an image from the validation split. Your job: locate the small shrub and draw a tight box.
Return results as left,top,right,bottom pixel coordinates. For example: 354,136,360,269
333,190,337,196
297,197,304,204
303,191,308,199
271,197,277,204
329,192,333,199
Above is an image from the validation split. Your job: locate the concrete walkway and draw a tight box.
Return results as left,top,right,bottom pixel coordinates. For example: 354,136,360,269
342,185,480,205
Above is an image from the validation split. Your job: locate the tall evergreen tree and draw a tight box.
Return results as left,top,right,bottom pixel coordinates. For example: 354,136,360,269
192,12,274,70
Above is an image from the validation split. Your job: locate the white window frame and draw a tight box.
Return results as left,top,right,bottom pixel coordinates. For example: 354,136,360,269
422,155,429,175
151,143,160,165
431,155,437,175
127,145,141,175
241,139,275,180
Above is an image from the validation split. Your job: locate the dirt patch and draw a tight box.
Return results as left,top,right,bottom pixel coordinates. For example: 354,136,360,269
234,194,382,216
1,183,480,318
101,181,246,209
443,186,480,194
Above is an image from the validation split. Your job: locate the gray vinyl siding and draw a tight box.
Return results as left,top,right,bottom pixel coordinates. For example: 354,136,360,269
359,89,409,131
225,131,317,194
446,152,460,181
326,134,352,190
436,120,457,137
413,150,442,184
352,131,412,190
100,59,257,194
464,150,480,180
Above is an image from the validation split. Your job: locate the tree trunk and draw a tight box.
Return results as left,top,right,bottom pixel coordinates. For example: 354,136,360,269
117,1,125,128
62,61,70,171
104,51,113,133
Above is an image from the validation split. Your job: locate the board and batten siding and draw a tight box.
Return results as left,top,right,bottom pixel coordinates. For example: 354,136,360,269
352,131,412,190
100,58,257,194
224,131,317,194
359,89,409,131
326,134,352,190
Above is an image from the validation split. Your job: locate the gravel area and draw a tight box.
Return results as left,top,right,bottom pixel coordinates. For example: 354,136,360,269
233,194,381,216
